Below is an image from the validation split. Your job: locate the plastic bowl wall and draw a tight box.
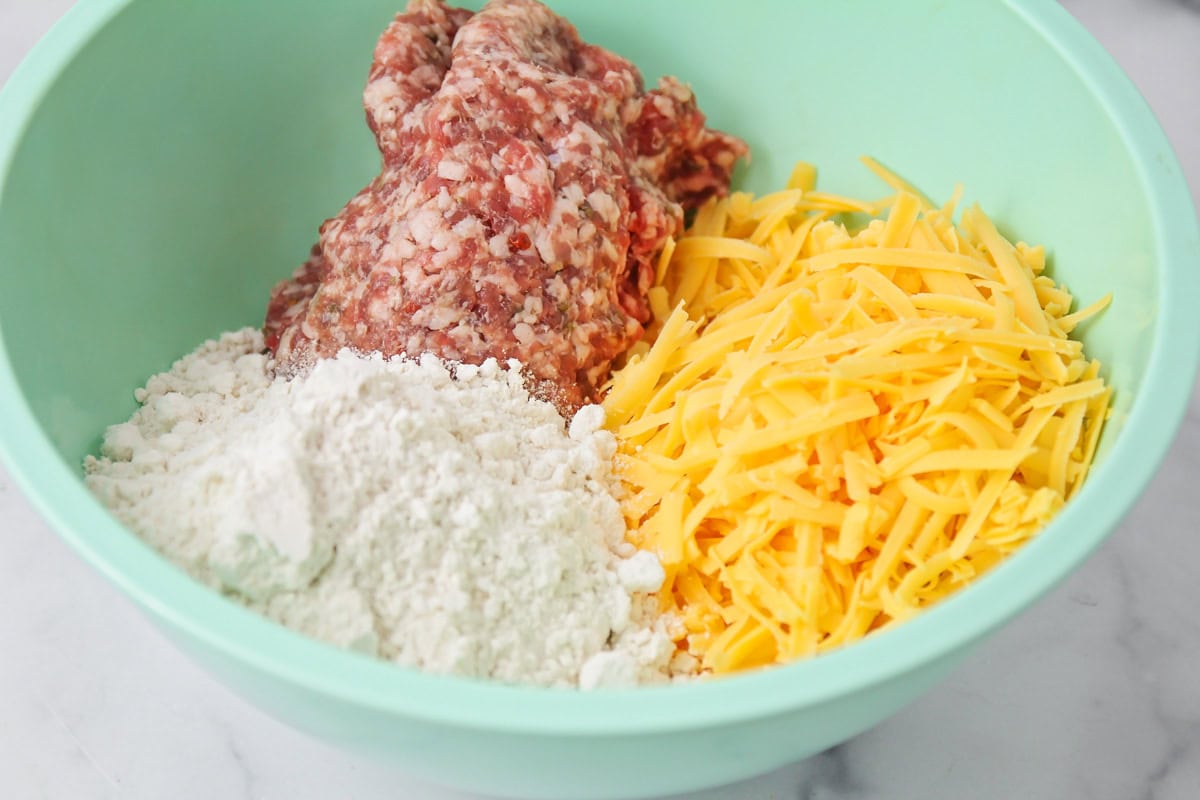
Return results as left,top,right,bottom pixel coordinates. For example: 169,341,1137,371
1,2,1197,798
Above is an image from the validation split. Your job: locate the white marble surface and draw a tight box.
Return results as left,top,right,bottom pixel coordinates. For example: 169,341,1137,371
2,1,1199,798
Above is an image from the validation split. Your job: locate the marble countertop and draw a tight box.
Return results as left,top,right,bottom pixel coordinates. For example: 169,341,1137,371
2,1,1198,798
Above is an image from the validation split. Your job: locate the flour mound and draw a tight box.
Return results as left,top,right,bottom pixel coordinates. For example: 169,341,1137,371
85,328,675,688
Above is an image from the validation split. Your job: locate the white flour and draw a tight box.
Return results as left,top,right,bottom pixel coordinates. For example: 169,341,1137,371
84,328,676,688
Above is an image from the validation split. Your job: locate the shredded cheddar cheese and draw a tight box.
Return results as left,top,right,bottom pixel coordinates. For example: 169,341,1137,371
604,160,1111,675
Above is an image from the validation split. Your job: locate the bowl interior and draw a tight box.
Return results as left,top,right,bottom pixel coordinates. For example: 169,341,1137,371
0,0,1195,736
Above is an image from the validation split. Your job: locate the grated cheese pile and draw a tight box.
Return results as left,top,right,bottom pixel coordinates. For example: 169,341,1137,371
603,159,1112,675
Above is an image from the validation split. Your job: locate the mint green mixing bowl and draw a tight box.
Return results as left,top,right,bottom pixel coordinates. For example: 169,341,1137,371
1,1,1197,798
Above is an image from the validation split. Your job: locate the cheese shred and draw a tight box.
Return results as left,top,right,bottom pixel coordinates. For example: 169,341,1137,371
604,160,1112,675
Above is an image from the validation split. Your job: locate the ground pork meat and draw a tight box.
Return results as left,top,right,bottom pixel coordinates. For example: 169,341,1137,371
264,0,747,412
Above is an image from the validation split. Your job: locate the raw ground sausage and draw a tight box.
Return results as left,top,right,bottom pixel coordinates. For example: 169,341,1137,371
264,0,747,412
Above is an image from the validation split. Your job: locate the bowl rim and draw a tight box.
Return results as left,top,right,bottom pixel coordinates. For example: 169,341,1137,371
2,0,1198,736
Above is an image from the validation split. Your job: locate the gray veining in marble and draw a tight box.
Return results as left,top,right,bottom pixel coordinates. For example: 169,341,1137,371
2,1,1198,798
